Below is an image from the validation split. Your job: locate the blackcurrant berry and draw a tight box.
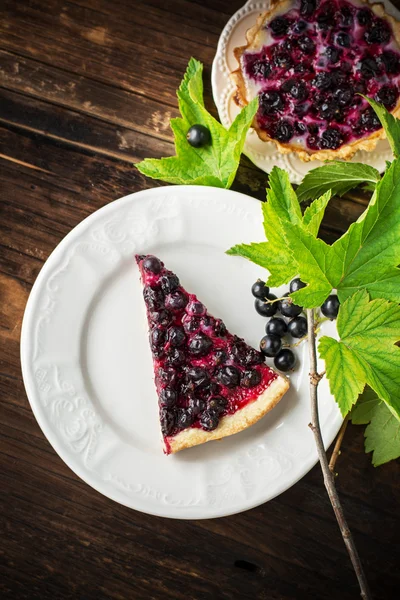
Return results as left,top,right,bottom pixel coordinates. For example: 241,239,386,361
160,407,177,436
300,0,316,17
251,60,272,78
320,128,343,150
241,369,262,388
200,410,219,431
289,278,306,293
187,300,206,316
166,348,185,367
287,316,308,338
274,120,295,143
216,365,240,388
259,90,284,115
269,16,290,37
279,295,303,317
187,124,211,148
186,367,209,389
321,294,340,319
177,408,195,430
336,32,352,48
159,387,177,407
160,273,180,294
167,326,186,347
357,8,373,27
207,396,227,414
143,285,164,310
188,332,212,356
274,349,296,372
266,317,288,337
254,294,278,317
165,290,188,310
143,255,162,274
260,334,282,357
252,280,269,299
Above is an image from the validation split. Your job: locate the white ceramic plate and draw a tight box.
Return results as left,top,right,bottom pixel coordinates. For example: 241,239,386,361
211,0,400,183
21,186,341,519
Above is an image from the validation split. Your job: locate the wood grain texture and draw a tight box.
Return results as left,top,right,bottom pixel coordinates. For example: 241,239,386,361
0,1,399,599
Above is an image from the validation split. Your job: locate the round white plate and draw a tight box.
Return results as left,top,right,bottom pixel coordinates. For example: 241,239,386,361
211,0,400,183
21,186,341,519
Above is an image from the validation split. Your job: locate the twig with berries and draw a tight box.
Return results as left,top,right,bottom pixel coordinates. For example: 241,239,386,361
253,275,371,598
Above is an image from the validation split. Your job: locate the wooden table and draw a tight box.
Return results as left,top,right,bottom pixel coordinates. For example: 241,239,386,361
1,1,399,598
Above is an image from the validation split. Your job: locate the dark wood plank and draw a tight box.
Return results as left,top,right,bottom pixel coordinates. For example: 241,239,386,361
0,0,217,105
0,49,179,140
0,88,174,163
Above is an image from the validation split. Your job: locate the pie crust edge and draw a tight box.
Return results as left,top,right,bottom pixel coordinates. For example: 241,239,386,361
166,375,289,453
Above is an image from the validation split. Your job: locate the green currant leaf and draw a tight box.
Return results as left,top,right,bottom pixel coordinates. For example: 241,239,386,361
297,162,380,203
319,290,400,419
351,388,400,466
364,97,400,158
136,58,258,188
302,191,331,237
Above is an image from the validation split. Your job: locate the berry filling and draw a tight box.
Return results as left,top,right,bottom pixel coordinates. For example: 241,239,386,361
241,0,400,151
136,255,279,452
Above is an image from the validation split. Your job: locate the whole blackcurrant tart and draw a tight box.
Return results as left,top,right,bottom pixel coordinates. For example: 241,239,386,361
231,0,400,161
136,254,289,454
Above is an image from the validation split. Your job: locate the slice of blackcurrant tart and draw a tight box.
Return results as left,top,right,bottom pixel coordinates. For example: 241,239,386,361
231,0,400,161
136,254,289,454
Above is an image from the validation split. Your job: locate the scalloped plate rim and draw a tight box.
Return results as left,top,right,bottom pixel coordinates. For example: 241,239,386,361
20,185,343,519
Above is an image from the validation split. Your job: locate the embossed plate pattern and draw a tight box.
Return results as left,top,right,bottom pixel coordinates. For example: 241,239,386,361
211,0,400,183
21,186,341,519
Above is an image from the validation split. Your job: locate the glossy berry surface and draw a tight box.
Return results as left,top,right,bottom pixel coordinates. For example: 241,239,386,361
287,316,308,338
270,16,290,37
241,0,400,152
260,335,282,357
200,410,220,431
251,280,270,299
321,294,340,318
159,388,177,407
275,120,295,142
177,408,195,429
160,408,176,436
266,317,288,338
216,366,241,388
168,326,186,347
186,124,211,148
240,369,262,388
279,296,303,318
289,278,306,293
165,290,188,311
136,254,279,451
160,273,180,294
207,396,228,414
254,295,278,317
186,367,210,389
274,349,296,372
143,255,162,274
188,332,212,356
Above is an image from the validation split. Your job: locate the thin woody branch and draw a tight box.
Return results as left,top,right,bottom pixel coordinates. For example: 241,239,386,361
329,416,350,473
306,309,372,600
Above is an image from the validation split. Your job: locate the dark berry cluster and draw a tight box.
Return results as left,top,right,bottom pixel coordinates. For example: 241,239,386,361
139,255,275,439
252,277,340,372
244,0,400,152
